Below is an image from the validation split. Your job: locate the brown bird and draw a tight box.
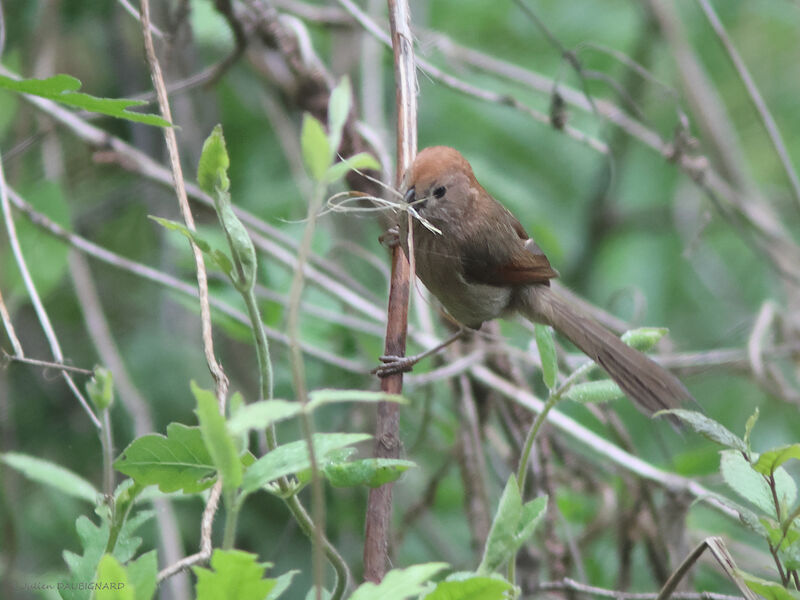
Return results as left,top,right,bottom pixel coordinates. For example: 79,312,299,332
382,145,693,418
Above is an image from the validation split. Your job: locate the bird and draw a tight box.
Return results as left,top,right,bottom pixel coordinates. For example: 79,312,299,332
379,145,694,419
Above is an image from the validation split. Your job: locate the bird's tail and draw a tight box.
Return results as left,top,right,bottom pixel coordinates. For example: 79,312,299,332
518,286,694,420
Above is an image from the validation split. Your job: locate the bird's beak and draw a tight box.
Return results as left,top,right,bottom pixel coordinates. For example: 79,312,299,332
403,186,416,204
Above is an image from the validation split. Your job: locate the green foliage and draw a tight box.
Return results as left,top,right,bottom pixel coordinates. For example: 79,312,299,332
114,423,218,494
0,73,171,127
61,511,153,600
241,433,371,494
193,381,242,493
534,324,557,390
1,452,97,503
349,563,449,600
149,216,234,278
564,380,624,404
478,476,547,574
94,551,157,600
193,550,278,600
620,327,668,352
659,409,748,453
86,366,114,412
323,457,416,488
422,573,513,600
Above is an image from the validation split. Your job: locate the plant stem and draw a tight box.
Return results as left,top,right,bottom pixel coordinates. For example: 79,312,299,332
221,492,240,550
243,288,273,401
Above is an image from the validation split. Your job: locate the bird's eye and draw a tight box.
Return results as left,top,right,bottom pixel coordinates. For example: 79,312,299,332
433,186,446,199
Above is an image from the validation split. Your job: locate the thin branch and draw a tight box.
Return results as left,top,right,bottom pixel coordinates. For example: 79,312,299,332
362,0,416,583
6,185,367,374
0,154,101,429
0,288,24,357
1,352,93,375
537,578,744,600
696,0,800,211
139,0,229,409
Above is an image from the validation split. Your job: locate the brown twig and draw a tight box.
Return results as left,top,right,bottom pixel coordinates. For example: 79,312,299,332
363,0,416,582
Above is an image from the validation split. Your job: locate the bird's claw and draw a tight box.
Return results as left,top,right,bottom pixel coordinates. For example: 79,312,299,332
371,354,416,377
379,226,401,249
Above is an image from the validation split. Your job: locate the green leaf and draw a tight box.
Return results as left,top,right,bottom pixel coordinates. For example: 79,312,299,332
193,550,276,600
149,216,234,277
739,571,800,600
228,400,302,436
265,569,300,600
744,408,759,451
720,450,776,516
325,152,381,184
327,77,351,158
534,324,558,390
241,433,371,494
349,563,449,600
192,382,242,492
564,380,624,404
0,73,170,127
2,452,97,503
422,573,513,600
114,423,217,494
61,512,152,600
323,458,416,488
197,124,230,194
126,550,158,600
478,476,547,574
301,113,330,181
621,327,668,352
306,389,406,413
87,366,114,412
95,555,133,600
658,410,747,452
753,444,800,476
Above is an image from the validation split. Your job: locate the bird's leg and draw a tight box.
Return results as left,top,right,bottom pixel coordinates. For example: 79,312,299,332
372,329,467,377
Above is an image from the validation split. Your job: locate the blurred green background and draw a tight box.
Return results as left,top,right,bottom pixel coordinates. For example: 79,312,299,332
1,0,799,598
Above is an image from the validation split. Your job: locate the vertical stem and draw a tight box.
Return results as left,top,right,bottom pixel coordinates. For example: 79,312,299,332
363,0,417,582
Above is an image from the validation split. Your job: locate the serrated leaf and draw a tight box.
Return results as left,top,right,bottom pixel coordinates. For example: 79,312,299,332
704,491,768,536
193,550,276,600
621,327,668,352
564,380,624,404
327,77,351,158
301,113,330,181
720,450,775,516
0,73,171,127
422,574,512,600
228,400,302,436
349,563,449,600
325,152,381,184
197,124,230,194
114,423,217,494
753,444,800,476
323,458,415,488
306,389,406,413
61,512,152,600
95,555,133,600
2,452,97,503
658,410,747,452
193,382,241,492
241,433,371,494
534,324,558,390
126,550,158,600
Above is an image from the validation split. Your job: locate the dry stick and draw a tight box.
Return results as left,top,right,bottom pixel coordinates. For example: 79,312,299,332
0,155,101,429
138,0,228,576
1,353,93,375
696,0,800,212
363,0,416,583
0,288,24,357
139,0,229,409
537,578,744,600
